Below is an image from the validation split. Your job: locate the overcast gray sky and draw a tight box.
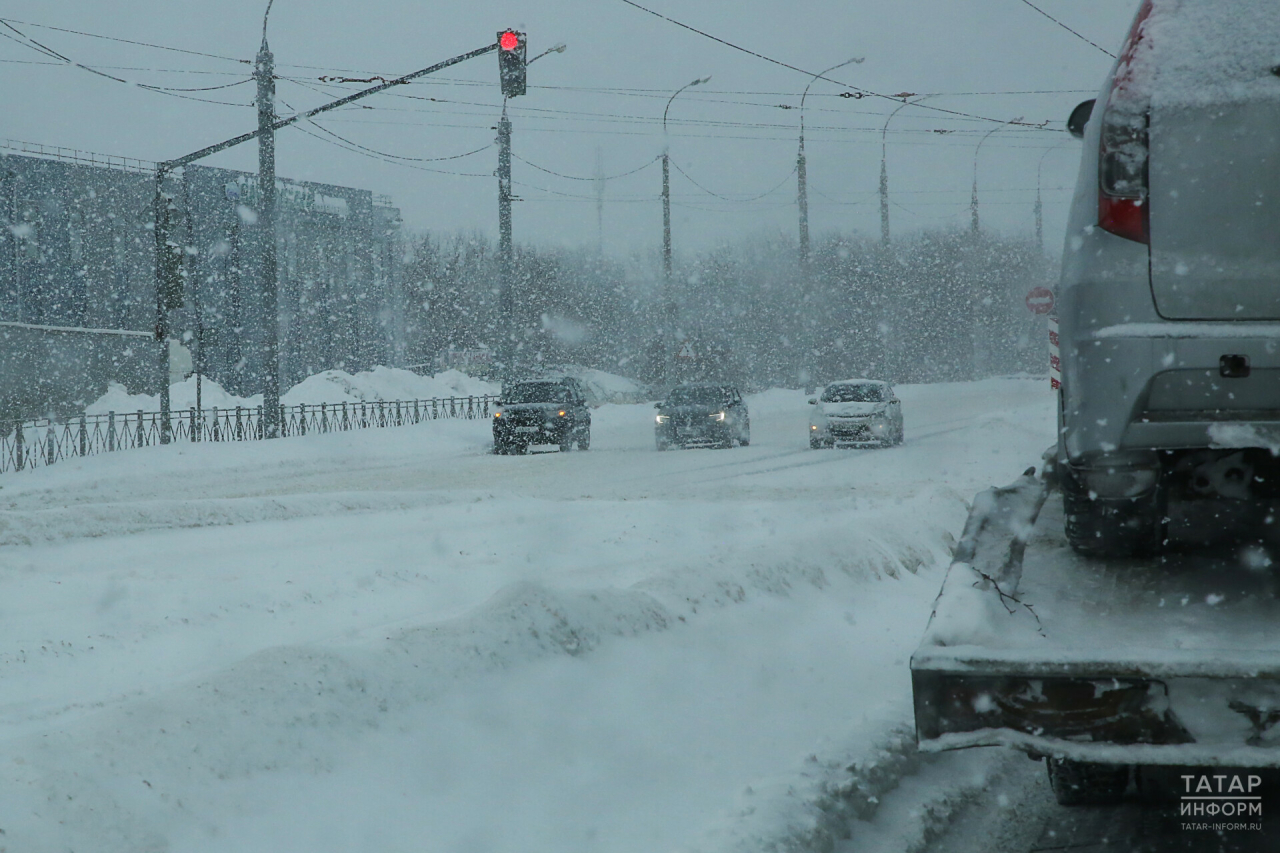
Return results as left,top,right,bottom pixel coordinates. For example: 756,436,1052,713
2,1,1136,256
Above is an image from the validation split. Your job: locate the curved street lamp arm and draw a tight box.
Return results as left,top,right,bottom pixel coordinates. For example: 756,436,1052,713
663,76,711,138
800,57,862,139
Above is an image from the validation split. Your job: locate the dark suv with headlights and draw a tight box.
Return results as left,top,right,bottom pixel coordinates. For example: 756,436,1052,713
492,378,591,454
654,384,749,450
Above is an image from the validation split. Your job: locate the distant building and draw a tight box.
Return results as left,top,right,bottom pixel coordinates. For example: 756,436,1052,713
0,146,403,424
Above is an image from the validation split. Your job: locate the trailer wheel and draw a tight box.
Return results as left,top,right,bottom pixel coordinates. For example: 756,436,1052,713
1046,758,1128,805
1062,467,1165,558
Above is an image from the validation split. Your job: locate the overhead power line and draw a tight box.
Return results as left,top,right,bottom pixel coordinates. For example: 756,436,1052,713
614,0,1056,130
668,158,796,202
1012,0,1116,58
512,152,660,181
0,21,250,104
0,15,249,64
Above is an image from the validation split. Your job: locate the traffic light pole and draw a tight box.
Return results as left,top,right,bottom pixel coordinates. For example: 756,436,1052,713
497,107,514,381
150,40,499,439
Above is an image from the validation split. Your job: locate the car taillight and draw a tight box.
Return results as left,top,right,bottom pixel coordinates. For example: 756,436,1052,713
1097,0,1153,244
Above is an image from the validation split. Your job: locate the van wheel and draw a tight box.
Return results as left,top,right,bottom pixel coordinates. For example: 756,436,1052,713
577,432,590,451
1062,468,1165,558
1047,758,1128,805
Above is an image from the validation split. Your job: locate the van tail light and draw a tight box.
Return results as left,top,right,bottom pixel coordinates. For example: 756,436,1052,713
1097,0,1153,244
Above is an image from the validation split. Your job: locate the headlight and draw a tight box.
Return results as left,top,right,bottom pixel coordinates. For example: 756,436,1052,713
711,412,726,421
493,411,503,418
655,414,668,424
811,424,818,431
558,410,566,417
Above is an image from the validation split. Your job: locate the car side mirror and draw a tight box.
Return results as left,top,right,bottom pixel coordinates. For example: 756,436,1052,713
808,398,817,405
1067,98,1095,139
654,402,662,408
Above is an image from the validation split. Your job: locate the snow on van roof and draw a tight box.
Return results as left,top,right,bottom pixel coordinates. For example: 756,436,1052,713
1141,0,1280,108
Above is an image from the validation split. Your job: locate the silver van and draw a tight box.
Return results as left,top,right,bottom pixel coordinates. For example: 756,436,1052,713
1057,0,1280,556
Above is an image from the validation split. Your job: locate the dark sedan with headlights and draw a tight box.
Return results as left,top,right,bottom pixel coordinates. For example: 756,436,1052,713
654,384,749,450
492,378,591,454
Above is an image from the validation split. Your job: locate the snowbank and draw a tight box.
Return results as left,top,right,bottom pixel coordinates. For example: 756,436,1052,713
85,367,499,415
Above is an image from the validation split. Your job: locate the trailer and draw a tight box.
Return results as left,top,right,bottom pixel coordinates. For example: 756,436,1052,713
911,464,1280,804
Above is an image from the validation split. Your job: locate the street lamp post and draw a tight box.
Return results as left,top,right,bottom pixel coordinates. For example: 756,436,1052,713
970,117,1020,235
798,57,861,264
1034,140,1069,252
661,76,708,383
878,95,929,246
662,76,709,283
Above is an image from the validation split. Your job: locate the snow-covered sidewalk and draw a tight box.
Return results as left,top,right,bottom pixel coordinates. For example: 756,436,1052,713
0,378,1055,852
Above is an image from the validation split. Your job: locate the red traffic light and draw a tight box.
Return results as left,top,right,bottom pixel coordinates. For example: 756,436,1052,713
500,31,520,51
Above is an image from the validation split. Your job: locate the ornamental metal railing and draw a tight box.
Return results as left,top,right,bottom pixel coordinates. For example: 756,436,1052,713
1,395,499,476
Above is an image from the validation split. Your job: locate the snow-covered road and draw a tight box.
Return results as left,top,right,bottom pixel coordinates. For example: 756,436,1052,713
0,378,1055,852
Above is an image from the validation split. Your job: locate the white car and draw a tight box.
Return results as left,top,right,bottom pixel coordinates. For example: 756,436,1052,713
808,379,903,448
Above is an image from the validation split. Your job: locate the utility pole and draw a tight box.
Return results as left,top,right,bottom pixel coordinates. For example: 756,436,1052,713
1034,188,1044,252
797,136,809,265
661,150,671,283
255,32,280,437
497,106,514,380
879,158,890,245
153,169,174,443
594,146,605,256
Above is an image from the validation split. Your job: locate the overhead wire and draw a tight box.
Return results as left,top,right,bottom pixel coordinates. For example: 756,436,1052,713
276,96,493,177
0,15,249,64
669,159,797,202
0,21,251,104
1012,0,1116,58
613,0,1057,130
511,152,660,182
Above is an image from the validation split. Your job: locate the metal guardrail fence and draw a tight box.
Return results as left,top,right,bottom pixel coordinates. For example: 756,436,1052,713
1,396,499,475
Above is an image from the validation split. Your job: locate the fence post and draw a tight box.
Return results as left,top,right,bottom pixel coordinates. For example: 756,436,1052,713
108,411,116,452
211,407,220,441
279,405,286,438
321,403,328,433
136,410,144,448
256,406,264,439
341,402,349,431
360,402,368,429
413,400,420,424
235,406,243,441
79,416,87,457
190,407,197,443
395,401,402,426
432,399,438,420
299,404,307,436
14,421,23,471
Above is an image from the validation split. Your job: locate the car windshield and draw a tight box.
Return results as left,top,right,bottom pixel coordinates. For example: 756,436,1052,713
502,382,566,404
822,384,885,403
665,386,729,406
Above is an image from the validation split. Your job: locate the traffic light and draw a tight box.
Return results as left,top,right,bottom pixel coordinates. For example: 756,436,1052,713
498,30,526,98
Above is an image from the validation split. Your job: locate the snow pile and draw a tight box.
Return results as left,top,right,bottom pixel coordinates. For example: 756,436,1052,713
282,366,498,405
84,367,499,415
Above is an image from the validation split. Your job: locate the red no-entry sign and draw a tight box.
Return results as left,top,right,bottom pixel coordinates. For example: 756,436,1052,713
1026,286,1055,315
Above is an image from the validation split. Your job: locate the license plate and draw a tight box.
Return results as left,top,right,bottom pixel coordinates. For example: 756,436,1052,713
515,426,539,433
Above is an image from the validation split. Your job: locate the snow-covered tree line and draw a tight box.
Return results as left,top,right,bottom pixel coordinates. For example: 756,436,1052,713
396,228,1056,389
